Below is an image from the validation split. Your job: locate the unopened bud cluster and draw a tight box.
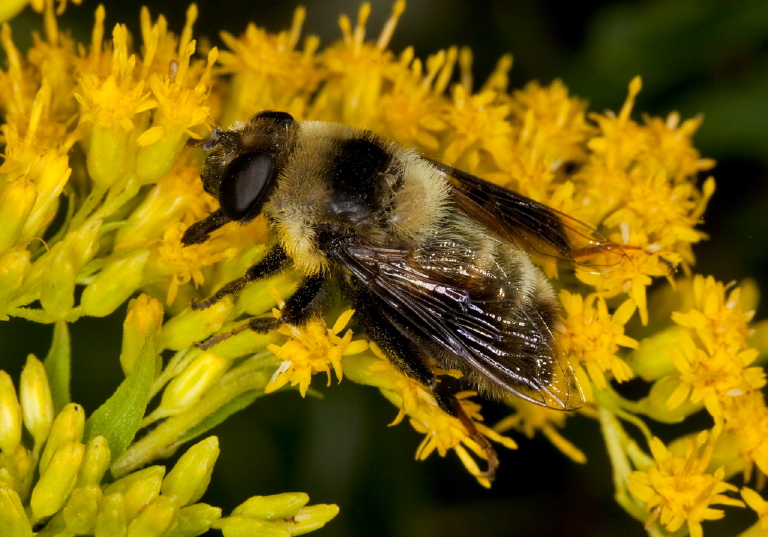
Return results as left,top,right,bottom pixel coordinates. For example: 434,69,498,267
0,360,337,536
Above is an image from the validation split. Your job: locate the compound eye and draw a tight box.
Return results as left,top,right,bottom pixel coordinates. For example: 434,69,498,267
218,151,276,221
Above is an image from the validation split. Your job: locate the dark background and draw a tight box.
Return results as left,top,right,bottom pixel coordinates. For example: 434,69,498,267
2,0,767,535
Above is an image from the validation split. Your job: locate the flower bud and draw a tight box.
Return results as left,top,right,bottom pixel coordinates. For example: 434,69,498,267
232,493,309,519
76,435,112,487
39,402,85,474
0,371,22,454
158,356,231,418
0,1,28,23
39,219,102,319
218,494,338,537
30,440,85,519
105,466,165,521
136,125,187,184
214,516,289,537
0,248,30,303
171,503,222,537
66,218,103,273
627,327,683,381
121,294,164,375
162,436,220,506
63,484,102,534
39,243,77,318
639,374,702,424
159,299,234,351
279,504,340,535
126,495,179,537
19,354,54,450
19,151,70,242
81,250,150,317
0,177,36,251
87,124,131,190
238,272,299,317
10,444,33,491
115,169,200,250
0,485,33,537
95,492,128,537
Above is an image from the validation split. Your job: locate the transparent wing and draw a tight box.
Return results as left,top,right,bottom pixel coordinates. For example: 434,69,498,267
425,157,624,268
333,241,583,410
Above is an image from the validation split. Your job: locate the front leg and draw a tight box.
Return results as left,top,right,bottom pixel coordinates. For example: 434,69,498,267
196,274,327,350
182,209,231,245
193,244,290,310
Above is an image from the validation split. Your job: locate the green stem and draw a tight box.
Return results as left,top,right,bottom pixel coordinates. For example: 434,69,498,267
598,407,648,524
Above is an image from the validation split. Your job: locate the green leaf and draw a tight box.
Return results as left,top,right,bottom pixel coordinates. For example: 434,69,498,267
84,337,157,462
43,321,71,412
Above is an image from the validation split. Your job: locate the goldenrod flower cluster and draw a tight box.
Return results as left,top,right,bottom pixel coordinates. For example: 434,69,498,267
0,1,764,535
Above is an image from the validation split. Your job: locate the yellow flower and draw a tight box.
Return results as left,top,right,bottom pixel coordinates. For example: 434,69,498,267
217,7,320,122
495,397,586,464
672,275,755,354
315,1,406,128
721,392,768,479
558,290,638,391
265,309,368,396
666,276,765,417
741,487,768,531
152,222,237,305
628,431,744,537
345,345,517,488
374,46,454,151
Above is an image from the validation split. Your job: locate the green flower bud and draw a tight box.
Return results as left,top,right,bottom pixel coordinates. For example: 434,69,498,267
95,493,128,537
63,484,103,534
237,272,299,317
280,504,340,535
19,151,70,242
136,125,187,184
30,440,85,520
162,436,219,506
0,485,33,537
157,356,231,419
19,354,54,450
39,402,85,474
76,436,112,487
121,294,164,375
215,516,289,537
67,219,103,273
0,371,22,454
159,299,234,351
126,495,179,537
39,243,77,319
9,445,33,494
105,466,165,521
166,503,222,537
626,327,682,381
638,374,703,423
0,177,36,251
81,250,151,317
219,494,339,537
0,0,28,25
87,124,131,190
232,493,309,520
39,220,102,319
0,248,30,304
